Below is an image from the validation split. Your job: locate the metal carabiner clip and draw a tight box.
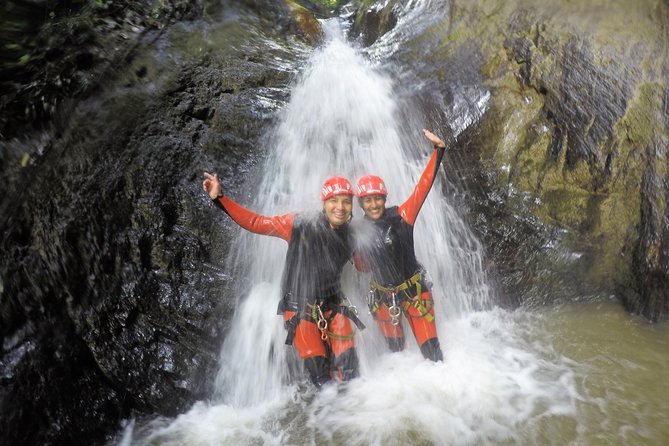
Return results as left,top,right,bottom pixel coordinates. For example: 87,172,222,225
388,290,401,326
367,289,375,308
388,305,401,325
346,296,358,316
316,304,328,340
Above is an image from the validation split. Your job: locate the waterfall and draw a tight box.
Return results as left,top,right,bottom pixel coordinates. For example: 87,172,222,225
121,14,582,446
213,18,492,407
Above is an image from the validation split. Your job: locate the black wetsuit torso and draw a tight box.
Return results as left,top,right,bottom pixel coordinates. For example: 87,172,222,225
357,206,421,287
353,146,445,288
279,213,353,313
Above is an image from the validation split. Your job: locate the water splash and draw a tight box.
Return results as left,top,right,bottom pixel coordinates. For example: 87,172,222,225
120,17,584,446
121,309,585,445
214,17,494,404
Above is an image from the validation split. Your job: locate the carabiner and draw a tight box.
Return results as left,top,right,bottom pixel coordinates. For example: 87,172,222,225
389,290,401,325
388,304,401,325
367,289,375,307
316,304,328,340
346,296,358,316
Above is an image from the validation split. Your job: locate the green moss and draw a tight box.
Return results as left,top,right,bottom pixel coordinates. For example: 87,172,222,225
514,126,552,190
586,192,637,282
562,160,593,190
481,49,506,79
430,0,668,299
615,82,663,153
310,0,345,9
537,186,590,228
482,62,548,187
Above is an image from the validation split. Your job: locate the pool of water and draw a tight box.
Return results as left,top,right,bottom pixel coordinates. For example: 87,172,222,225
120,300,668,445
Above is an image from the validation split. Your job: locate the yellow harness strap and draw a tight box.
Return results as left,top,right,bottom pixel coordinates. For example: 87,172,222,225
369,272,434,322
307,301,359,341
325,331,356,341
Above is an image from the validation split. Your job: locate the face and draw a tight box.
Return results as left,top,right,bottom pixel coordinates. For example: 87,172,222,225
323,194,353,228
359,194,386,220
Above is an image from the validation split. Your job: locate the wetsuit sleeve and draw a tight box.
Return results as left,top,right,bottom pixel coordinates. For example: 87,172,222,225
397,147,446,226
213,195,294,241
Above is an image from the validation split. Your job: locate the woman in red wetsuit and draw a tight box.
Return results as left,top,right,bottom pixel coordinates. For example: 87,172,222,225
353,129,446,362
203,173,364,388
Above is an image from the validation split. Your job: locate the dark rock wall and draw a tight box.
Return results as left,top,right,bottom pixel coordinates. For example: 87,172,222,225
1,1,308,444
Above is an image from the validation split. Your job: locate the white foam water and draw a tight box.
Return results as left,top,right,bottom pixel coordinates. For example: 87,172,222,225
120,16,587,446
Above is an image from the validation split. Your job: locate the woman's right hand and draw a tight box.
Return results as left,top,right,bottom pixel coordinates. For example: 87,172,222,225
203,171,222,200
422,128,446,149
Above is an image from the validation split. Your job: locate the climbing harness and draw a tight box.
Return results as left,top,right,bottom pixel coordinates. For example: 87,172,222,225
283,298,366,346
368,271,434,323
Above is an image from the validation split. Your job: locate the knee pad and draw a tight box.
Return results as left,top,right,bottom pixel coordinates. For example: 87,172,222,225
420,338,443,362
334,348,360,381
303,356,331,388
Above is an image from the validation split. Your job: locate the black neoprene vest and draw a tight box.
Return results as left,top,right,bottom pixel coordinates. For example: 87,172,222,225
278,213,352,313
355,206,420,287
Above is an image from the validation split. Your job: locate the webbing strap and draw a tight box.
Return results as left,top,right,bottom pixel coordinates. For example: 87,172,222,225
325,330,356,341
284,301,365,345
370,271,422,297
401,298,434,322
284,313,300,345
369,271,433,322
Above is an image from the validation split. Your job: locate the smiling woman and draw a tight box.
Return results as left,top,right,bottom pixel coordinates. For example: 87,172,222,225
352,128,447,362
321,176,354,228
203,171,364,388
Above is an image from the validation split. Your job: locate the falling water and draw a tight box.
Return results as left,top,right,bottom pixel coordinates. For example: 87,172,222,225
120,9,669,446
211,16,495,406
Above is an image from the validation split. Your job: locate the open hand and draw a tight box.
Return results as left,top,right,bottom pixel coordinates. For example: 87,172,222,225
203,171,221,199
422,129,446,149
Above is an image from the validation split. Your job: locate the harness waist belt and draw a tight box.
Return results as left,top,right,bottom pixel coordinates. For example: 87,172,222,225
284,300,366,346
370,271,422,295
368,271,433,322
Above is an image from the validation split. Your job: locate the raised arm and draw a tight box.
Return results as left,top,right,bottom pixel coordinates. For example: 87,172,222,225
203,171,294,241
397,129,446,226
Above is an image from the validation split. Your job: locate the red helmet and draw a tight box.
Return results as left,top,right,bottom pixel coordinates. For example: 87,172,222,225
356,174,387,197
321,176,354,200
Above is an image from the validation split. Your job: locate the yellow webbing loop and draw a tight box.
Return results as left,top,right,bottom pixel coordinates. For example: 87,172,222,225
401,298,434,322
325,329,356,341
370,272,433,322
370,272,421,295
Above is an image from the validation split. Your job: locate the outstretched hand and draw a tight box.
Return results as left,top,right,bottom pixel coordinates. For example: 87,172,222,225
203,171,222,200
422,129,446,149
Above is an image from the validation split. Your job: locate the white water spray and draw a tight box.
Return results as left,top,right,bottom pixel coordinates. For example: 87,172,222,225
123,16,584,446
214,18,493,404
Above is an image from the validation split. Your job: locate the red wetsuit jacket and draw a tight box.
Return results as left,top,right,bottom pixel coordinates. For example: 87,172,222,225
213,197,353,313
354,147,445,287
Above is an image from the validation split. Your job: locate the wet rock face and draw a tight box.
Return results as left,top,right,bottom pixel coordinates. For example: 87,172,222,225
352,0,669,320
349,0,400,47
1,1,307,444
